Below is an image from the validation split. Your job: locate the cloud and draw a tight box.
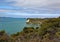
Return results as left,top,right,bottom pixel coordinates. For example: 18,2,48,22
0,9,7,12
0,9,60,18
0,9,17,13
0,0,60,14
6,0,60,8
6,0,46,7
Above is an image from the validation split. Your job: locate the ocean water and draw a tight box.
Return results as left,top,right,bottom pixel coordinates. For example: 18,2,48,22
0,17,27,35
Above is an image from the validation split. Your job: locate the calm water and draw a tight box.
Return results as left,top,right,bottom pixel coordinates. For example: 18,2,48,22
0,17,27,35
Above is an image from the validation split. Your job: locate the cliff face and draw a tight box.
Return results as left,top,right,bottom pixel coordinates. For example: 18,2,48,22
13,17,60,42
0,31,60,42
12,32,41,42
10,31,60,42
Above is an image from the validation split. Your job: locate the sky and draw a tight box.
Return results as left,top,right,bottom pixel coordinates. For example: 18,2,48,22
0,0,60,18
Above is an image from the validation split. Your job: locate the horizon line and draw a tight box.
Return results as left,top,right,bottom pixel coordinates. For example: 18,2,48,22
0,14,60,18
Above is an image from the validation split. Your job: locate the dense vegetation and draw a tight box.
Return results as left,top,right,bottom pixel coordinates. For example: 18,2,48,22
0,17,60,42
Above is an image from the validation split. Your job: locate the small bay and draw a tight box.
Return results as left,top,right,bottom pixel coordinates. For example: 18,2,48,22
0,17,26,35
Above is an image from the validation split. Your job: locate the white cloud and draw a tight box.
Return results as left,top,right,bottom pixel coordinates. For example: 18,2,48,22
0,0,60,14
6,0,60,9
6,0,47,7
0,9,7,12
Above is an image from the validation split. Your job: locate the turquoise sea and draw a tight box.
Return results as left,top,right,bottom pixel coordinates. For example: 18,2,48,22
0,17,27,35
